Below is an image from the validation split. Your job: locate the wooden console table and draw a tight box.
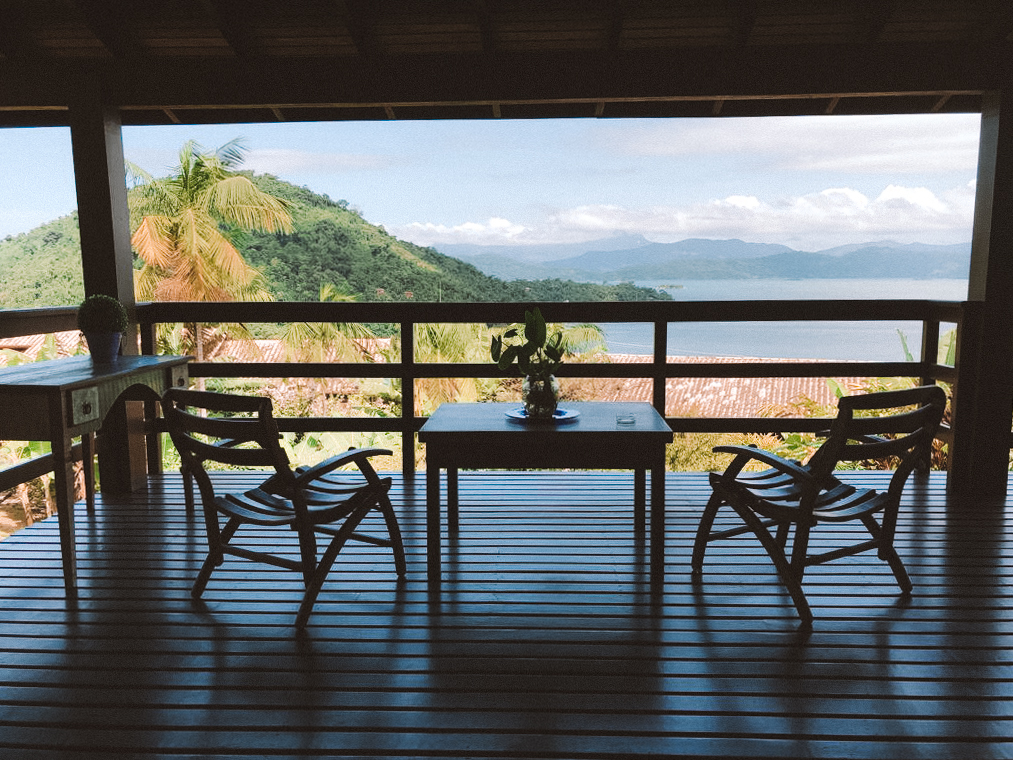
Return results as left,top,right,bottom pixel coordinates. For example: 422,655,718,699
0,354,190,594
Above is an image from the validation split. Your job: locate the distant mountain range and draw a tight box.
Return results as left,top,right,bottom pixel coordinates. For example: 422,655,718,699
435,236,972,282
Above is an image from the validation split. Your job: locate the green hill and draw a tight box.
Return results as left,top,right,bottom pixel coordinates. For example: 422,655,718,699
0,173,670,308
0,214,86,307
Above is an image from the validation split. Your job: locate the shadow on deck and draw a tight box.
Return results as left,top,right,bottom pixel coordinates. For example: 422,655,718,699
0,471,1009,759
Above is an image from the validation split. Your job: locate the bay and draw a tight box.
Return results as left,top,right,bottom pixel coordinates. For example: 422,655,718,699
601,278,967,362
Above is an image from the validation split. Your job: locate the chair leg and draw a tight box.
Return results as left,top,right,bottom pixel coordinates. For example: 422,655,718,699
182,464,195,513
775,520,791,548
192,516,241,599
377,493,407,578
295,505,372,628
731,502,813,625
862,515,913,593
691,491,725,575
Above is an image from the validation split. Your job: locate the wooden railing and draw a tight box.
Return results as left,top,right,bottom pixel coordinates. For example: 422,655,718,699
0,298,962,487
140,299,963,479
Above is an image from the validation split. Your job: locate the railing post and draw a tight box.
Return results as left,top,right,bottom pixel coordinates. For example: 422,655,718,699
652,320,667,415
920,318,939,388
402,320,416,480
138,317,163,475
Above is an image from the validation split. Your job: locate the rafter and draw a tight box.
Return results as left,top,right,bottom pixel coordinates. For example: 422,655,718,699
732,0,757,48
72,0,145,59
331,0,379,59
977,0,1013,43
473,0,496,54
605,1,625,51
0,1,44,60
200,0,259,59
855,0,897,44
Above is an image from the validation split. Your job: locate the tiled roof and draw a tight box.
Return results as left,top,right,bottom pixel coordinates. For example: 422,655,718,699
579,354,867,418
0,334,866,417
0,331,83,364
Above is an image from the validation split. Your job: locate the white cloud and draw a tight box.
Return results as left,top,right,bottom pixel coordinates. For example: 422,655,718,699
395,182,975,251
244,148,397,175
875,185,949,213
612,114,981,175
399,217,529,245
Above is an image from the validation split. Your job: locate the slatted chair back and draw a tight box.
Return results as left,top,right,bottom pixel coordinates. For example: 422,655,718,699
163,388,297,509
804,385,947,506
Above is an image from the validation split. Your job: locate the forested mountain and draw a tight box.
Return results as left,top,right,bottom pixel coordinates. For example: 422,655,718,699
0,214,85,307
0,173,670,309
241,175,668,303
444,237,972,282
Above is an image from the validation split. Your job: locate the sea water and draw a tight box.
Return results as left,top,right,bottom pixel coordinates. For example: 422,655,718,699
600,278,968,362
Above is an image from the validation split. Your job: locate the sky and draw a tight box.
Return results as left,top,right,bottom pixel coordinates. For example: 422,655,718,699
0,112,981,252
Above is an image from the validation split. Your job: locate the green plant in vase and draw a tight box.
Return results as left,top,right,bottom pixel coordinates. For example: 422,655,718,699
490,307,563,419
77,294,128,364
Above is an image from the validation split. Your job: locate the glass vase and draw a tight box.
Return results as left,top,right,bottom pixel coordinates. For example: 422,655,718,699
522,375,559,420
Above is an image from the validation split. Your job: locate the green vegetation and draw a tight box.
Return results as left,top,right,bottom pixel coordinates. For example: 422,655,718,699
491,307,564,382
131,140,293,365
76,294,128,333
0,214,85,307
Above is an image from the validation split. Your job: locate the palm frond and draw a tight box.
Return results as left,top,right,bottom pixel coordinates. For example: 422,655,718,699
131,216,177,269
207,176,293,233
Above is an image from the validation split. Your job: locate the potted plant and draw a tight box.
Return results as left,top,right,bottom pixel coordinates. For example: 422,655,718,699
491,307,564,419
77,294,128,364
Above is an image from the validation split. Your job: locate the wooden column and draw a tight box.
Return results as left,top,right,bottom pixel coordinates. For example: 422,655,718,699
69,98,146,492
948,88,1013,503
69,99,136,314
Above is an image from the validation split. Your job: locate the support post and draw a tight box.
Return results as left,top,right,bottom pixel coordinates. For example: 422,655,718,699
69,97,146,493
948,88,1013,503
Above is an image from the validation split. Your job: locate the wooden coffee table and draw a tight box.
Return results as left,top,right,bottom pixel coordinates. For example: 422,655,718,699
418,401,673,586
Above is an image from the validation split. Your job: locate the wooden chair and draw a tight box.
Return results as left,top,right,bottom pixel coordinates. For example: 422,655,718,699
162,388,406,627
691,385,947,625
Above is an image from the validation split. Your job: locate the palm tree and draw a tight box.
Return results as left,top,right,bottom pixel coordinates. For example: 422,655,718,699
130,139,293,363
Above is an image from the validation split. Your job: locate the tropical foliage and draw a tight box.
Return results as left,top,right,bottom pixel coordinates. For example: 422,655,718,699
130,140,292,363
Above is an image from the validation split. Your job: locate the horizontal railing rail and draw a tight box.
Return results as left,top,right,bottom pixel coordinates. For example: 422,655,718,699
1,298,964,485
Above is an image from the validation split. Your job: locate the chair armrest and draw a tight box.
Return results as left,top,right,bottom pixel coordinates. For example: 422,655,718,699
293,447,393,486
712,444,814,481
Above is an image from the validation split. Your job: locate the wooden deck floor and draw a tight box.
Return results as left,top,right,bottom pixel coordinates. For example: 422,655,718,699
0,470,1011,759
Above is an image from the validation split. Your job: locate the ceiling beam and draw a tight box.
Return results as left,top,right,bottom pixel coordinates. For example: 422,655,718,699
473,0,496,54
732,0,757,47
201,0,260,59
0,0,45,59
0,42,999,119
332,0,379,59
855,0,897,44
605,2,625,51
977,0,1013,43
72,0,146,59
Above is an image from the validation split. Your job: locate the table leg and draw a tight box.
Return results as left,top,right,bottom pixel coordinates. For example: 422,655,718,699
650,457,666,587
427,464,441,584
50,430,78,596
447,467,459,534
634,468,646,533
82,432,95,512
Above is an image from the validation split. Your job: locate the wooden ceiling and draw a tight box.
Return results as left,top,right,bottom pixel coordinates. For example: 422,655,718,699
0,0,1010,126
